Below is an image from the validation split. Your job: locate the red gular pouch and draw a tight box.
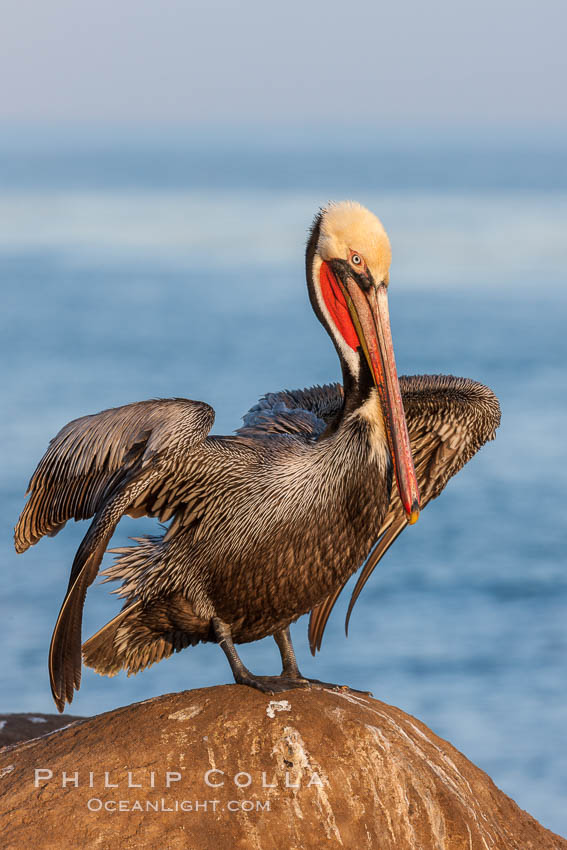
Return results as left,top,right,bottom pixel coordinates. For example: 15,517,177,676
319,261,360,351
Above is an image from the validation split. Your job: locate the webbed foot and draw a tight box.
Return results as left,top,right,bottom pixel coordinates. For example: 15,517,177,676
255,675,311,693
305,678,373,697
232,673,311,694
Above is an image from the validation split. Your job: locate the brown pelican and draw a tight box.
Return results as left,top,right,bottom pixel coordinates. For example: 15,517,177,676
14,201,500,712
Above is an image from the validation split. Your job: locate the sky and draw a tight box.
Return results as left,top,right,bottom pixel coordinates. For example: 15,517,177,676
1,0,565,135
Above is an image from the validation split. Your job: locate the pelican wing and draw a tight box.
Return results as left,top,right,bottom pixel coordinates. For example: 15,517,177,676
15,398,215,552
14,397,215,711
309,374,501,653
236,383,344,439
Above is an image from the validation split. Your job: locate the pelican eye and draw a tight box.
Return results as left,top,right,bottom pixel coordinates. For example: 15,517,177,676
351,254,362,266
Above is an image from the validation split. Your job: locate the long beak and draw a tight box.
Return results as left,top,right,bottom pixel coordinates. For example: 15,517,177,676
342,278,420,524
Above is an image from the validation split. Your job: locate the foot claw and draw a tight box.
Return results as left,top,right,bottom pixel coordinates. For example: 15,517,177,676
305,678,373,697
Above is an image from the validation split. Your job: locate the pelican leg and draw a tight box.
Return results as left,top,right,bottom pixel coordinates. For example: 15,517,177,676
212,617,267,691
274,629,371,696
212,618,310,694
273,627,308,681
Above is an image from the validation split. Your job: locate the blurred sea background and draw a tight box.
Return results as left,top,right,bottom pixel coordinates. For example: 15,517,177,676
1,135,566,833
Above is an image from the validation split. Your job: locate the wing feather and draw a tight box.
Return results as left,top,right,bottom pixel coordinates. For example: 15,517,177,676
15,396,215,711
15,398,215,553
309,374,501,652
236,383,344,439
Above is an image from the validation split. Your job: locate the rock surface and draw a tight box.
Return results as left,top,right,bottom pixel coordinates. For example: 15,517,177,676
0,686,564,850
0,713,84,748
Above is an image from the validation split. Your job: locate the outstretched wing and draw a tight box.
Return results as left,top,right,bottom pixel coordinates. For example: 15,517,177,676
15,398,214,553
14,397,215,711
236,383,344,439
309,375,501,654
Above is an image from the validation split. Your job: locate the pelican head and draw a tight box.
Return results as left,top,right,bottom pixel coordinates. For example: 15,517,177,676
306,200,420,524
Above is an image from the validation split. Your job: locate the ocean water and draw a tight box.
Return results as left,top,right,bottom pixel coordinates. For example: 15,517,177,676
1,142,566,835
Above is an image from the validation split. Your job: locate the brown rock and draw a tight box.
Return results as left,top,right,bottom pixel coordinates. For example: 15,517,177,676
0,686,564,850
0,713,85,748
